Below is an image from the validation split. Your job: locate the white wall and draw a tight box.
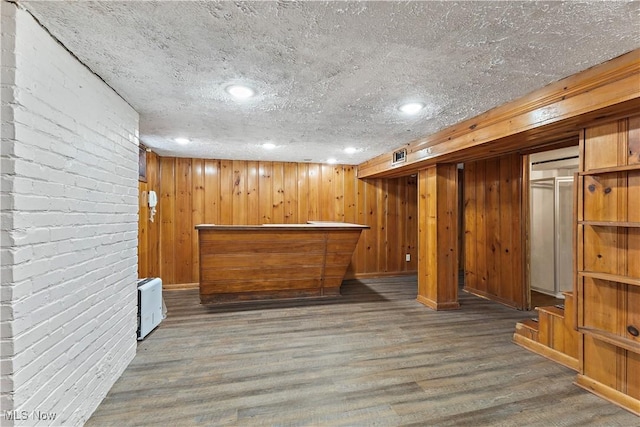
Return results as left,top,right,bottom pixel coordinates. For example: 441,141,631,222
1,3,138,425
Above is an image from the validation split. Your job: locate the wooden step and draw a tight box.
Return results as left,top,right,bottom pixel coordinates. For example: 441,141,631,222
514,318,539,341
536,305,565,318
513,297,578,371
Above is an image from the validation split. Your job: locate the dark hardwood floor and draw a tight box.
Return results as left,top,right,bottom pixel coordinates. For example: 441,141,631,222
86,277,638,426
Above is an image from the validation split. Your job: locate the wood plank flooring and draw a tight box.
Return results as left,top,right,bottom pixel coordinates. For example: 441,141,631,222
86,277,638,426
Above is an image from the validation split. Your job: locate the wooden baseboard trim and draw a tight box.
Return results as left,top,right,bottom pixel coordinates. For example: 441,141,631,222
464,287,519,309
575,374,640,416
416,295,460,311
163,283,199,291
163,273,418,290
347,271,418,280
512,334,579,371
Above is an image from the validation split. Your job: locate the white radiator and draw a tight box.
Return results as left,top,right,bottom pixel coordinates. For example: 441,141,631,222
137,278,164,340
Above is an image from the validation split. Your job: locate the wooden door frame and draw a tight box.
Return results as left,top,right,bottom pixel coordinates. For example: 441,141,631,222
521,154,532,311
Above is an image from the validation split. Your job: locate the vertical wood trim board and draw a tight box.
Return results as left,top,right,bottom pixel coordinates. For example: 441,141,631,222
138,157,418,285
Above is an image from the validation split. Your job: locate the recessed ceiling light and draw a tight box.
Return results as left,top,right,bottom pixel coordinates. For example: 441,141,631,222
262,142,276,149
226,84,255,99
175,137,190,144
344,147,357,154
327,158,337,164
399,102,425,114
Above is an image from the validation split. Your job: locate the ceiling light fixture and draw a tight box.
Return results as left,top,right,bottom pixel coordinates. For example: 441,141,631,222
344,147,357,154
175,137,190,144
226,84,255,99
399,102,425,114
262,142,276,149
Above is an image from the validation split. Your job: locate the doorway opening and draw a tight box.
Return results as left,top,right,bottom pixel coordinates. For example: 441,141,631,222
528,146,578,308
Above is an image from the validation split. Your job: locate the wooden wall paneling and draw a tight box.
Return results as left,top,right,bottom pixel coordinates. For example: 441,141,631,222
192,159,205,281
247,161,260,225
584,121,620,171
232,160,248,225
629,171,640,280
353,173,367,276
485,157,500,298
343,166,358,276
500,155,515,304
219,160,234,224
583,335,619,389
396,178,408,273
463,154,524,308
258,161,273,224
365,179,379,273
628,285,640,349
458,169,465,274
438,164,459,304
406,174,418,272
272,162,285,223
138,178,149,277
343,166,357,224
203,160,220,225
629,116,640,165
386,178,400,273
138,150,161,278
376,179,387,272
297,163,310,224
464,162,477,290
147,157,419,285
175,158,193,283
417,164,459,310
283,163,298,224
417,168,432,303
618,119,630,169
159,157,177,285
516,154,528,308
319,164,335,221
576,115,640,415
307,163,320,221
627,351,640,400
583,226,619,275
147,152,161,278
333,166,345,223
475,160,488,293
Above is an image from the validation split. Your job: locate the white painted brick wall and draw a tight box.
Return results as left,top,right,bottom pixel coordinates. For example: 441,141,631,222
1,3,139,426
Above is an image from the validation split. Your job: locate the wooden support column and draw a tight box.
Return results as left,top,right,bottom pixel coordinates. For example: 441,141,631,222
417,164,460,310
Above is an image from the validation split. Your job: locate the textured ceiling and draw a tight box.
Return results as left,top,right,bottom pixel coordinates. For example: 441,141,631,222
19,1,640,165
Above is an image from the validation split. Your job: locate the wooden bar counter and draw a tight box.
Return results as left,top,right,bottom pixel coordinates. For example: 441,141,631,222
195,222,369,304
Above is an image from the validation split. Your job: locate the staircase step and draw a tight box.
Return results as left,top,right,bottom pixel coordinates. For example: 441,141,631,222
517,318,539,332
536,305,564,318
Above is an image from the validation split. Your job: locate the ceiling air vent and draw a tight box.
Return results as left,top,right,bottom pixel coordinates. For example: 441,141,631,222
392,148,407,165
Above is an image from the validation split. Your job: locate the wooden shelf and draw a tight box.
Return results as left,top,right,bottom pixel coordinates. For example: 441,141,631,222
579,221,640,228
578,271,640,287
578,327,640,354
580,164,640,176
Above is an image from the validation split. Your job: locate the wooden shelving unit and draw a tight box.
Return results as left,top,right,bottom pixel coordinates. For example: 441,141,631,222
575,116,640,416
578,221,640,228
